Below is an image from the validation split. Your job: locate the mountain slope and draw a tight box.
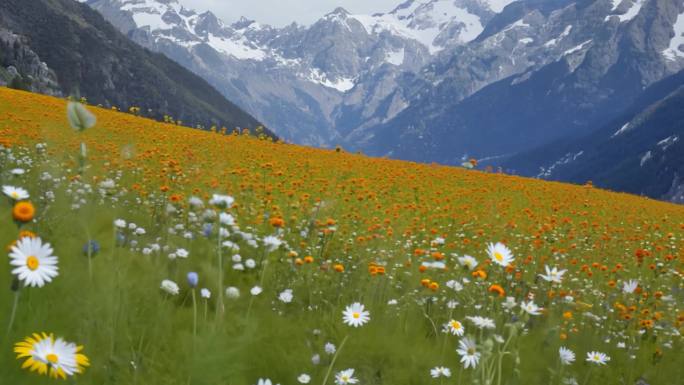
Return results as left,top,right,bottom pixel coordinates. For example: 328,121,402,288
359,0,684,164
0,0,266,133
504,69,684,202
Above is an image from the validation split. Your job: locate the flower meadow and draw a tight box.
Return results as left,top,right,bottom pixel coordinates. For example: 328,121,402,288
0,87,683,385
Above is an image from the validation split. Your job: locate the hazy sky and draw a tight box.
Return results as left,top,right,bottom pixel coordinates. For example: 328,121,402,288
178,0,402,27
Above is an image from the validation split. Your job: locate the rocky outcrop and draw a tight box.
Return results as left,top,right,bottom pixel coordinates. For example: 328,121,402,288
0,29,61,96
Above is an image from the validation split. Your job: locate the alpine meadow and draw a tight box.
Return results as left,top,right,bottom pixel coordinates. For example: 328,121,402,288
3,0,684,384
0,87,682,385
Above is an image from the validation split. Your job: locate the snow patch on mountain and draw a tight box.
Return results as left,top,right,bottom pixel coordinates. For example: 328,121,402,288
207,34,267,60
351,0,486,54
619,0,646,22
657,135,679,150
544,25,573,47
610,0,622,11
605,0,647,23
307,68,356,92
482,0,516,13
502,19,530,33
640,151,652,166
612,122,631,137
121,0,183,30
564,39,592,56
538,151,584,178
663,11,684,61
386,48,406,65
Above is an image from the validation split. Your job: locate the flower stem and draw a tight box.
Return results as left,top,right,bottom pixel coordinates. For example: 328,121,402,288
321,334,349,385
582,366,594,385
5,289,21,339
191,289,198,340
215,225,224,320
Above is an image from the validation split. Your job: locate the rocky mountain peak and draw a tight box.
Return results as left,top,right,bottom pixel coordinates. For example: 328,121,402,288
232,16,257,30
327,7,351,17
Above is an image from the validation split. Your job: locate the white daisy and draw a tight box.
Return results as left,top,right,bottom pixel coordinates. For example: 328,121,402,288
622,279,638,294
225,286,240,299
487,242,514,267
502,297,517,310
2,185,29,200
188,196,204,208
209,194,234,208
175,248,189,258
457,255,478,270
466,316,496,329
200,288,211,299
297,373,311,384
279,289,293,303
219,212,235,225
539,265,567,283
520,301,542,316
263,236,282,252
9,237,59,288
443,320,465,336
160,280,179,295
14,332,90,379
586,351,610,365
256,379,280,385
559,346,575,365
430,366,451,378
250,286,263,296
335,368,358,385
324,342,336,355
342,302,370,327
456,337,480,369
445,279,463,291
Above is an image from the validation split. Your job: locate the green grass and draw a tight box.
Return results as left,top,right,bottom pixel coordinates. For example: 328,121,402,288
0,88,682,384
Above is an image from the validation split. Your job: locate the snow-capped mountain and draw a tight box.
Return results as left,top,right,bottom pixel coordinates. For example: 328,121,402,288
357,0,684,165
83,0,516,145
83,0,684,178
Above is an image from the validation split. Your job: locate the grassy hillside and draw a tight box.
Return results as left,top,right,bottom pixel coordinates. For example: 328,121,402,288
0,0,271,135
0,87,682,384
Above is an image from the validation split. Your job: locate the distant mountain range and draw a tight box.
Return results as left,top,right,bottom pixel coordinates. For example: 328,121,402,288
0,0,268,134
83,0,520,146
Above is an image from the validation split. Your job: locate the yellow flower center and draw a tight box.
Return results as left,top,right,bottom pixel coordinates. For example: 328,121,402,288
451,321,461,329
46,353,59,364
494,252,504,262
352,312,360,319
11,192,18,198
467,347,476,355
341,376,349,381
593,354,600,361
26,256,39,271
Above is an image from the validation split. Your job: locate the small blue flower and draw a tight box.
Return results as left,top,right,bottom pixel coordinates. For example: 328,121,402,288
187,272,199,288
83,240,100,257
202,223,213,238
